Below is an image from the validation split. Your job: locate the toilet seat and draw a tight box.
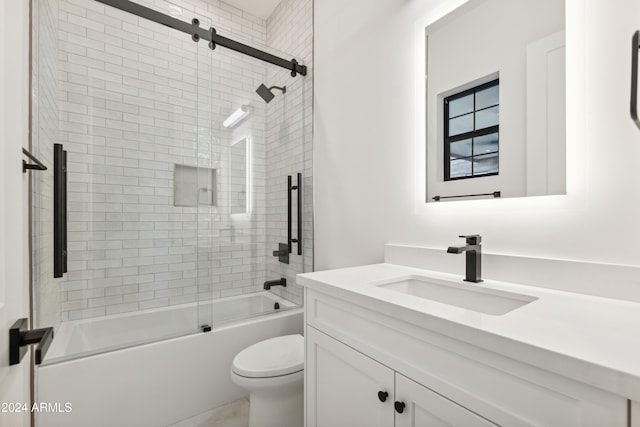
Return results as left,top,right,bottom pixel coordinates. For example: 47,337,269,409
232,334,304,378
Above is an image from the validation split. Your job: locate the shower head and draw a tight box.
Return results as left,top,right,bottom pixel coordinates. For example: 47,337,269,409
256,84,286,103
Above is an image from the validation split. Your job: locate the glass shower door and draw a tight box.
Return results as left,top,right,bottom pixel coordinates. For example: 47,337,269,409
33,0,209,363
194,28,271,329
194,36,309,330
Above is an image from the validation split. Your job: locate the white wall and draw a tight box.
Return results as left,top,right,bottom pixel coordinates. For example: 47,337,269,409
314,0,640,283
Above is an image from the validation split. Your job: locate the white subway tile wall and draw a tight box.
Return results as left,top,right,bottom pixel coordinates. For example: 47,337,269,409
33,0,61,330
46,0,312,322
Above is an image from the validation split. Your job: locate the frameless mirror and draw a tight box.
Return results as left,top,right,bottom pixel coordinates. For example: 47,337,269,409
230,138,249,215
426,0,566,202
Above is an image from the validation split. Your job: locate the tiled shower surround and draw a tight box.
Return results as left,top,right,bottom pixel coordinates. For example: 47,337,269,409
40,0,312,322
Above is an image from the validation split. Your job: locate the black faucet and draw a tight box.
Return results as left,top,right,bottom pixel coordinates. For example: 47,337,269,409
447,235,482,283
264,277,287,290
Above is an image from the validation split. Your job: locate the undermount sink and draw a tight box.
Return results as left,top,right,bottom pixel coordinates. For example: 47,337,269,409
375,275,537,315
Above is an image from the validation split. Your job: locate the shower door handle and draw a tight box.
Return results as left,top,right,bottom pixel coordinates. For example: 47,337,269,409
287,173,302,255
632,31,640,131
9,318,54,366
54,143,67,278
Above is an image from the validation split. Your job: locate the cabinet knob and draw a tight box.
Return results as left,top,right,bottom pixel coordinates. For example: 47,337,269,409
377,391,388,402
394,401,406,414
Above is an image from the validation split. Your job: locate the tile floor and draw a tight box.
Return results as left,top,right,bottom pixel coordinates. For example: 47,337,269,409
168,398,249,427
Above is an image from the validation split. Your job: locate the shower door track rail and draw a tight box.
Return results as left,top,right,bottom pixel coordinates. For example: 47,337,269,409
93,0,308,77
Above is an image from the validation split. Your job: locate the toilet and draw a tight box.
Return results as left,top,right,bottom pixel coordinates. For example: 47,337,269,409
231,334,304,427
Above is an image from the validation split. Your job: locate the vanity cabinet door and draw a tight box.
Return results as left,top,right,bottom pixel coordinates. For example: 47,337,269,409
394,373,497,427
305,327,394,427
632,401,640,427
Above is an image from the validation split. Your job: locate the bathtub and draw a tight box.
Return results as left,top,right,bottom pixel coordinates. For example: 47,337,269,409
37,292,303,427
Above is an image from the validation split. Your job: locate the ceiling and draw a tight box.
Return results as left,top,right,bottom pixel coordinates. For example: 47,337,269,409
223,0,282,20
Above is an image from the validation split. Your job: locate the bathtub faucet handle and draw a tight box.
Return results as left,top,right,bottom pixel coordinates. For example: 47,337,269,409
272,243,290,265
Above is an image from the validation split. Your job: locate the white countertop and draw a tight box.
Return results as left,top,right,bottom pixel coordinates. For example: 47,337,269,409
297,263,640,401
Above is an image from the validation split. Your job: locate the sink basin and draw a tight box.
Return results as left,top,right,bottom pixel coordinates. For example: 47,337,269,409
375,275,537,315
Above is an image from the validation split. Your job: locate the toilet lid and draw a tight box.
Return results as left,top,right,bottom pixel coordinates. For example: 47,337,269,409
232,334,304,378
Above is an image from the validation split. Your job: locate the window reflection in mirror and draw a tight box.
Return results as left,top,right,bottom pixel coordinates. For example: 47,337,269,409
445,79,500,181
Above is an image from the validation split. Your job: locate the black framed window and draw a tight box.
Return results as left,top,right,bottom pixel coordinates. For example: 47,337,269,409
444,79,499,181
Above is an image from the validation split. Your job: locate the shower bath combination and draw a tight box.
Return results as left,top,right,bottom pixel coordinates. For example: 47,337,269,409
30,0,311,424
256,83,287,103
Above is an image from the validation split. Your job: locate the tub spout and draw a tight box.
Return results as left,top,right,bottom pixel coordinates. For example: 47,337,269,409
264,278,287,290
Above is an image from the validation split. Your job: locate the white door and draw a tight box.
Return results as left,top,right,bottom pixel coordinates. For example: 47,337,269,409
394,374,497,427
305,327,394,427
0,1,33,426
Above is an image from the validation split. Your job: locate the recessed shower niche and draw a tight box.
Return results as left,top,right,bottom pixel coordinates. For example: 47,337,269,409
173,164,217,207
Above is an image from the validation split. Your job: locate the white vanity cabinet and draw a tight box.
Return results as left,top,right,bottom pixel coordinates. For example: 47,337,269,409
304,287,629,427
305,327,393,427
394,372,495,427
306,327,495,427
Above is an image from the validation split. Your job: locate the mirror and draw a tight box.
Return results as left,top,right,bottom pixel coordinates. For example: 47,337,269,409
426,0,566,202
229,138,249,215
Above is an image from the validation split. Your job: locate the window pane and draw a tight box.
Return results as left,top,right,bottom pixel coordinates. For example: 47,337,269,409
450,157,472,179
448,94,474,118
450,138,472,158
475,106,499,129
473,133,499,155
473,153,499,175
448,113,473,136
476,84,499,110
